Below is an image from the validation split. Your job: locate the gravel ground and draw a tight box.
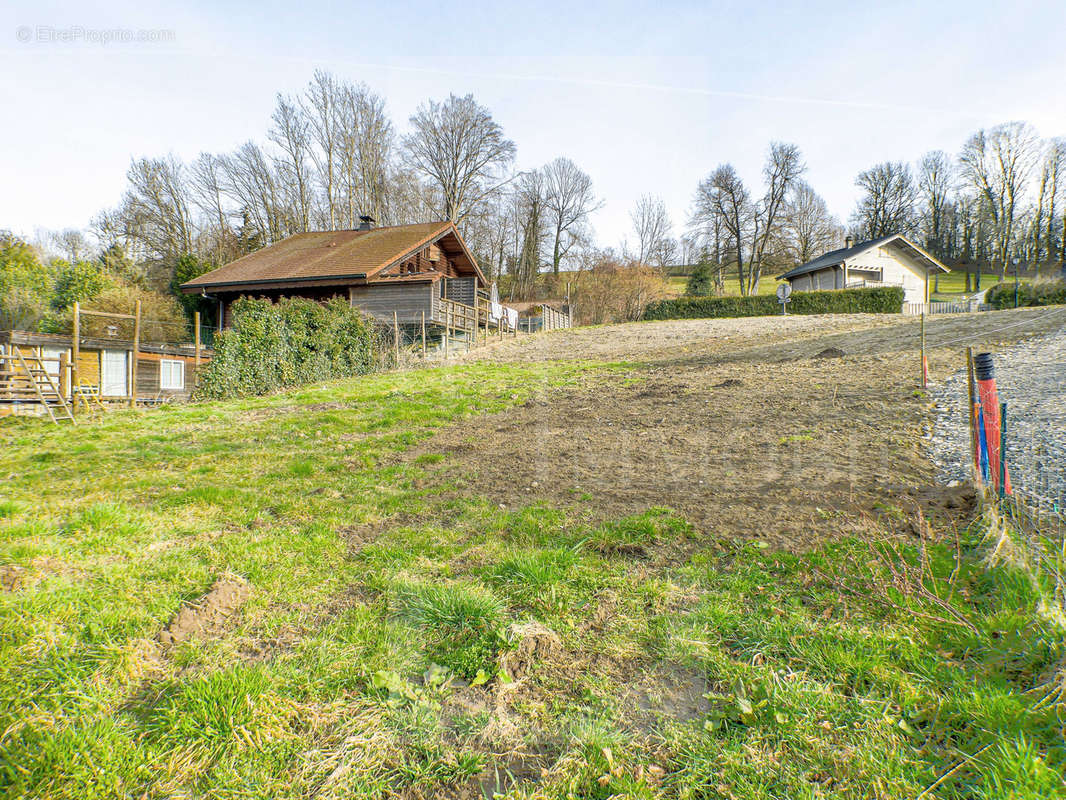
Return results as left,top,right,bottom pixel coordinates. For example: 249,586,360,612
929,321,1066,510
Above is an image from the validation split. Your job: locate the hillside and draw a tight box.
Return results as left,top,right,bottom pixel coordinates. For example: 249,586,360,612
2,308,1065,799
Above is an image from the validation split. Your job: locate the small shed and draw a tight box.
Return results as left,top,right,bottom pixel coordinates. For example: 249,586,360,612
777,234,949,305
0,330,208,415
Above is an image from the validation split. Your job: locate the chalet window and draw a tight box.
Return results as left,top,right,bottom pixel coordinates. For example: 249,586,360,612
160,359,185,390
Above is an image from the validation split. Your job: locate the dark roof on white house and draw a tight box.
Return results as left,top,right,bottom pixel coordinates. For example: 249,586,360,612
777,233,949,281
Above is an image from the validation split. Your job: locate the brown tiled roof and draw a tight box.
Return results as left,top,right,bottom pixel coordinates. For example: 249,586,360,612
181,221,464,290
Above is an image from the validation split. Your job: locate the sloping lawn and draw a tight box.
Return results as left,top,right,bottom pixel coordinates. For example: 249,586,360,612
0,358,1062,799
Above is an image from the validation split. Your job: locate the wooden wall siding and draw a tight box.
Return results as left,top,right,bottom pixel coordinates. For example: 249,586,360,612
78,352,100,385
444,277,476,307
383,250,456,278
349,282,434,323
135,356,198,399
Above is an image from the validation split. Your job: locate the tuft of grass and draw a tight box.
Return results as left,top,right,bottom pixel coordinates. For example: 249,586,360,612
393,581,505,679
0,499,23,519
586,507,691,556
145,665,277,750
486,548,578,588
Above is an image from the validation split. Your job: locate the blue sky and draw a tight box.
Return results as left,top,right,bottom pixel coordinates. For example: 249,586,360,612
3,0,1065,252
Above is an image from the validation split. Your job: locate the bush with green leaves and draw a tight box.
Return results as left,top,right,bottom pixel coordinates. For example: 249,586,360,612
197,296,385,399
643,285,905,320
986,280,1066,309
50,259,111,310
0,231,52,330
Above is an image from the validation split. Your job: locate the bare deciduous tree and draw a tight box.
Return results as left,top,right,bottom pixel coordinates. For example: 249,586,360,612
269,94,313,233
694,165,752,292
959,122,1039,275
188,152,235,264
781,181,842,265
917,151,954,258
302,70,342,231
850,161,918,240
404,93,516,225
120,155,194,263
748,142,805,292
542,157,601,276
629,194,673,268
1031,138,1065,263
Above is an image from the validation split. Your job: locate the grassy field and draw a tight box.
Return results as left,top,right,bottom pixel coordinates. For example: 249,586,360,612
1,317,1064,799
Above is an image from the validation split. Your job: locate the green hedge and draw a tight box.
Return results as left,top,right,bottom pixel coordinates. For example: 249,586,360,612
197,296,386,399
642,286,905,320
985,280,1066,310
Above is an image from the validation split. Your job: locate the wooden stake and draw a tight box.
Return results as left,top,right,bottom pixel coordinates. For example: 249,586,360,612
71,301,80,414
920,304,927,389
393,310,400,364
921,268,929,389
130,300,141,408
421,310,426,358
966,347,978,482
59,352,69,401
193,310,201,370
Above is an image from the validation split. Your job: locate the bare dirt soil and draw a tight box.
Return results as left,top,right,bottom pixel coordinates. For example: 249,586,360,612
158,576,251,648
413,308,1065,551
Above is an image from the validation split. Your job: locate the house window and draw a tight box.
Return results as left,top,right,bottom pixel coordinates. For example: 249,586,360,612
160,359,185,390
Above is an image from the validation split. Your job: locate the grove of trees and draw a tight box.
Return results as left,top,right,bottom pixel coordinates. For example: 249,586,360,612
3,66,1064,336
848,122,1066,289
81,70,607,318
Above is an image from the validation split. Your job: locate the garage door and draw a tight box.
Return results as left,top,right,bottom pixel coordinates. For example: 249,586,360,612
101,350,128,397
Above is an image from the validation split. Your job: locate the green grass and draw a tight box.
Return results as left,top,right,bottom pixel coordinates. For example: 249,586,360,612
0,358,1063,799
666,275,781,298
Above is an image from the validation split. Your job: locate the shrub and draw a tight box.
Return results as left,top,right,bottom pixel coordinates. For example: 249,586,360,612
985,280,1066,310
51,259,112,310
0,232,51,330
39,282,188,343
572,255,669,325
197,296,385,399
685,256,714,297
642,286,905,320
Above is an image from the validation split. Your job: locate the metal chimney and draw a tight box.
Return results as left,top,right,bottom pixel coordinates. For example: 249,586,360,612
358,215,375,231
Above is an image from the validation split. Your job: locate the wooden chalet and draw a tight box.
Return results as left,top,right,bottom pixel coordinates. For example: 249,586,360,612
180,219,524,338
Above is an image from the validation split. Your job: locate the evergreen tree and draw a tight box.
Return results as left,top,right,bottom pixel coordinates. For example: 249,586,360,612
51,259,110,309
686,250,714,296
170,253,215,319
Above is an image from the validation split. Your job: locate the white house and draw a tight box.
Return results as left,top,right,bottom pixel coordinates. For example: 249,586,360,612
777,234,950,305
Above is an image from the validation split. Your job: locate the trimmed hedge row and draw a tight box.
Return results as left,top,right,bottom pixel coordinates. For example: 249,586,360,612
642,286,905,320
197,296,386,399
986,280,1066,310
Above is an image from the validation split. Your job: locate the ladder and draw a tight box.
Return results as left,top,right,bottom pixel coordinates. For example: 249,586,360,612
9,348,76,424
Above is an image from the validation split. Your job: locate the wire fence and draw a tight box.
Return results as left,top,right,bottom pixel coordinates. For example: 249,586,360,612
1007,430,1065,522
960,346,1066,616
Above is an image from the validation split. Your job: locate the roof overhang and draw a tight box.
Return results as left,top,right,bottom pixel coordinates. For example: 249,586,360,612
777,233,950,280
882,237,950,273
181,274,368,294
181,221,486,293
